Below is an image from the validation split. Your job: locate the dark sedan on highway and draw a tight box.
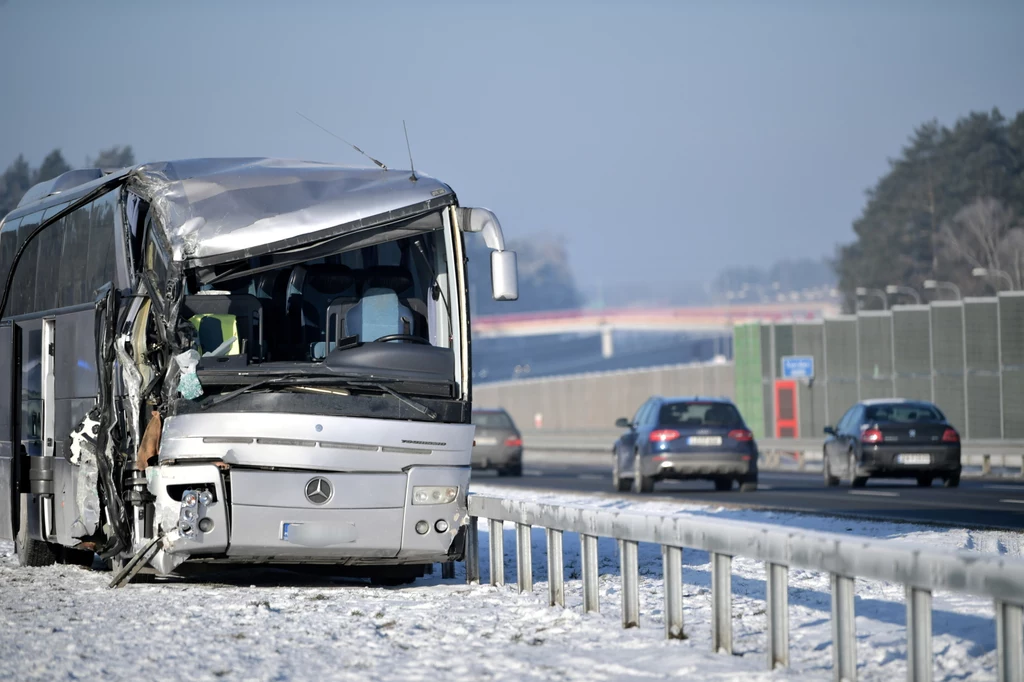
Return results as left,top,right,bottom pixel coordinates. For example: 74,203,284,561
823,399,961,488
613,396,759,493
471,408,523,476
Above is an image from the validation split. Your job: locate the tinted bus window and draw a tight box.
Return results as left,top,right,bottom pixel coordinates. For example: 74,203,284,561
0,217,21,312
34,206,67,312
10,212,43,316
59,203,91,307
85,192,116,299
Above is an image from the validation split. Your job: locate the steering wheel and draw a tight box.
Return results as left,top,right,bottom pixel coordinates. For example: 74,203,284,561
374,334,430,345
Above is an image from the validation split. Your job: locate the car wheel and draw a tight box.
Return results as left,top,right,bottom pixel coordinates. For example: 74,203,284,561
632,452,653,494
15,494,56,568
502,464,522,477
916,476,933,487
823,452,839,487
738,476,758,493
944,473,961,488
849,452,867,488
714,477,732,492
613,456,631,492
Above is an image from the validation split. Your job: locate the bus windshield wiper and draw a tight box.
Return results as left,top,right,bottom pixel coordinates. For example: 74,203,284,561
199,374,318,411
349,381,439,421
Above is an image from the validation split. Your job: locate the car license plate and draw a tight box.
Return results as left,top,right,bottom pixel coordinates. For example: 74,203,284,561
897,454,931,465
475,437,497,446
687,436,722,446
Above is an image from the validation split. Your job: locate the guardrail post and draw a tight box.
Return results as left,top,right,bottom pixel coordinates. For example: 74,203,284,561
766,562,789,669
711,552,732,654
441,561,456,579
516,522,533,593
516,520,532,589
465,516,480,585
996,600,1023,682
831,573,857,682
662,545,685,640
983,454,992,476
619,539,640,628
906,586,932,682
489,519,504,586
1019,455,1024,478
582,534,600,614
546,528,564,607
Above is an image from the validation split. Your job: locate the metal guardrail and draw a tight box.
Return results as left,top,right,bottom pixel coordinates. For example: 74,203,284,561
465,494,1024,682
520,430,1024,475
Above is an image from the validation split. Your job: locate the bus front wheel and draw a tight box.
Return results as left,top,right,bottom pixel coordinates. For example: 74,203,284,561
15,494,56,567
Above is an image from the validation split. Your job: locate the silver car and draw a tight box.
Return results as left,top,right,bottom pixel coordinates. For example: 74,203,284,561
471,409,523,476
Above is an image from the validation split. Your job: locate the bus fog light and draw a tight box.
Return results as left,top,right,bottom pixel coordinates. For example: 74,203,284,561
415,520,430,535
434,519,449,533
182,491,199,508
198,490,214,506
181,508,197,523
198,518,214,533
178,521,196,537
412,486,458,505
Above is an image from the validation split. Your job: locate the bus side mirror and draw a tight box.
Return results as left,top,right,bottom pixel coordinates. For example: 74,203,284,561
491,250,518,301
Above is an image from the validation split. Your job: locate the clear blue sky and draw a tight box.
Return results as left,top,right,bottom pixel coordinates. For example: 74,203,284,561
2,1,1022,294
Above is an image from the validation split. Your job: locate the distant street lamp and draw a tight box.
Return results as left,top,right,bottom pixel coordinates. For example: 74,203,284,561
855,286,888,310
923,279,962,301
885,284,921,305
971,267,1015,292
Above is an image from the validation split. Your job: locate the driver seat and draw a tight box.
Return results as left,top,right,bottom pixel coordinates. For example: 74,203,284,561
345,287,413,343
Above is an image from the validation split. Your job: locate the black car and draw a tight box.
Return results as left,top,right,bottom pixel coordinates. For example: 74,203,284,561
613,396,759,493
823,399,961,488
471,408,523,476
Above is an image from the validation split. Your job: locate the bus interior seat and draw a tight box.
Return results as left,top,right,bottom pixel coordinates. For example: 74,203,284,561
182,293,263,365
300,264,356,360
360,265,426,337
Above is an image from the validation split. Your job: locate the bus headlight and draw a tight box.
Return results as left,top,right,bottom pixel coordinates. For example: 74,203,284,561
412,486,458,505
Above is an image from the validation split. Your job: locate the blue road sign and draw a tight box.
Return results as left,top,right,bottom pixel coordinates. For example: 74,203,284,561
781,355,814,379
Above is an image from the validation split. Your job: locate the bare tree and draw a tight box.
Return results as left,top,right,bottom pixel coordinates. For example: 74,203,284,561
940,197,1024,288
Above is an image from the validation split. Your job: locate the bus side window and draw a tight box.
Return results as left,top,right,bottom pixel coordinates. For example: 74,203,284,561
85,192,116,299
34,206,67,312
10,212,43,316
59,203,91,307
0,217,21,311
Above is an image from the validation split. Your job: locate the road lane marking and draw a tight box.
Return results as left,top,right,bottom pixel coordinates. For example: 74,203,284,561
578,474,606,481
984,485,1024,491
523,470,543,477
1000,499,1024,505
848,490,900,497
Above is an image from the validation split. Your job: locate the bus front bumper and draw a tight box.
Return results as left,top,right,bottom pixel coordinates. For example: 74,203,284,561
146,464,470,575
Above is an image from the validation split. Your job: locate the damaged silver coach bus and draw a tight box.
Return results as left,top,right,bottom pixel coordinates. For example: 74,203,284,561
0,158,517,584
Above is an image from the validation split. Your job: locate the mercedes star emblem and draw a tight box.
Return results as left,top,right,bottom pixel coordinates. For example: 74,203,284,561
305,477,333,505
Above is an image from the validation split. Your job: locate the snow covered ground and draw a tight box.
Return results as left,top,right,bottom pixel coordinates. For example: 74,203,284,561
1,485,1020,681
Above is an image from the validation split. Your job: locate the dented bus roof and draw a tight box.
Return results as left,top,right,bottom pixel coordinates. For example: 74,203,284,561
128,158,458,265
3,157,459,266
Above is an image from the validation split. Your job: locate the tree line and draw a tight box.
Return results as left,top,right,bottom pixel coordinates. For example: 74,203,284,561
0,146,135,219
836,108,1024,309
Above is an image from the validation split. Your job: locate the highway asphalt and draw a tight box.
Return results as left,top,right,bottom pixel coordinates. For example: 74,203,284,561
470,450,1024,531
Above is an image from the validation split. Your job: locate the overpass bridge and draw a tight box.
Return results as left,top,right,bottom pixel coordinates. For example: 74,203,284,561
471,301,840,357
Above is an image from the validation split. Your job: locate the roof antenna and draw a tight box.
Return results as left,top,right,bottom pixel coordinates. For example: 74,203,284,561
296,111,388,170
403,120,418,182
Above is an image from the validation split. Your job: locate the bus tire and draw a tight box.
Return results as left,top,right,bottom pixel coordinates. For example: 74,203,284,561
15,495,56,567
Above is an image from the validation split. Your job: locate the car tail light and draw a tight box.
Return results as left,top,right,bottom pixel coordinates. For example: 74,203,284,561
504,436,523,447
861,428,883,444
942,428,959,443
728,429,753,442
650,429,681,443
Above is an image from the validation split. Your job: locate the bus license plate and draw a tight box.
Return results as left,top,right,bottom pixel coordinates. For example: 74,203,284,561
688,436,722,446
897,454,931,465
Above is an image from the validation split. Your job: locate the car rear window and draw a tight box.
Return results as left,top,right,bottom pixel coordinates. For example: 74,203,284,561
865,403,944,423
659,402,743,427
472,411,514,428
